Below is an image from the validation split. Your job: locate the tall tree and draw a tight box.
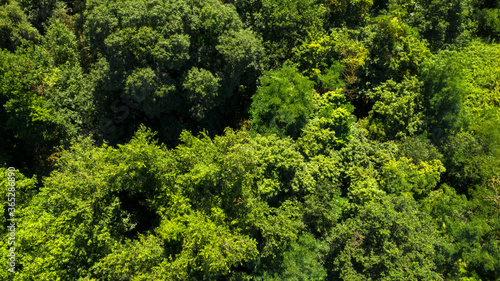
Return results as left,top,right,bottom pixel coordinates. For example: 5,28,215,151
84,0,263,145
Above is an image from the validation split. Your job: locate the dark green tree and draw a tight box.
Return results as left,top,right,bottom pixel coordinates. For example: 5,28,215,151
321,0,374,28
18,0,58,31
390,0,474,50
0,41,95,176
476,4,500,39
362,6,431,86
84,0,264,145
233,0,327,68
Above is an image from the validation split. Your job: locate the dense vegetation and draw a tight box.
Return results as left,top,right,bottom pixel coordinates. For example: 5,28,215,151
1,0,500,280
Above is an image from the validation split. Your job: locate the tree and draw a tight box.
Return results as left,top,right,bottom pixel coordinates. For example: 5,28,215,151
0,45,59,174
298,89,354,157
7,124,348,279
0,0,39,51
42,10,79,66
233,0,327,68
396,135,443,165
336,125,398,207
321,0,374,28
381,157,445,199
293,28,368,90
392,0,474,50
251,233,328,280
250,65,315,139
419,47,469,143
18,0,58,31
419,41,500,192
326,194,444,280
422,183,500,280
476,5,500,40
363,76,425,140
0,41,95,176
84,0,264,145
362,6,431,86
182,67,221,124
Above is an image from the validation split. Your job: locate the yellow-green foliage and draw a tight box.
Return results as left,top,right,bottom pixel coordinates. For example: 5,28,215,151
456,41,500,117
381,157,446,197
293,28,369,84
298,89,354,157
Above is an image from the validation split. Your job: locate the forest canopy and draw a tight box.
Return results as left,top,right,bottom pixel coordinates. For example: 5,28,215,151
1,0,500,280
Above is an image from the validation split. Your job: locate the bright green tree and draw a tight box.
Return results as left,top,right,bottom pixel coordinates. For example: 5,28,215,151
335,125,398,208
381,157,445,199
298,89,354,157
250,65,315,139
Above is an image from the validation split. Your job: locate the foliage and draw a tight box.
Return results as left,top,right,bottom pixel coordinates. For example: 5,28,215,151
420,41,500,192
322,0,374,28
0,43,95,175
381,157,445,199
0,167,37,230
43,12,79,66
298,89,354,157
250,65,315,139
477,6,500,39
233,0,327,68
0,0,39,51
423,182,500,280
84,0,263,144
18,0,58,30
293,28,368,88
252,233,328,280
0,167,38,280
448,42,500,117
364,76,425,140
389,0,474,50
5,125,349,279
396,135,443,164
362,7,431,86
1,1,500,280
0,45,59,173
419,49,468,142
182,67,221,123
336,125,398,208
326,194,444,280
